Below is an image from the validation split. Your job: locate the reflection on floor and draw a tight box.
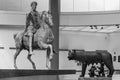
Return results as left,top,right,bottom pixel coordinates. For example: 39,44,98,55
59,74,120,80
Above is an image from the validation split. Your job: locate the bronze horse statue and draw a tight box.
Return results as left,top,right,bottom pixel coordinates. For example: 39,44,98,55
13,11,54,69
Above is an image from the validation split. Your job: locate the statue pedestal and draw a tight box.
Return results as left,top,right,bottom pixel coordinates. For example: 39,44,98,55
78,77,112,80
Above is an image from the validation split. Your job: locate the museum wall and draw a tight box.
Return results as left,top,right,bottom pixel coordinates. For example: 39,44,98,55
109,33,120,69
60,11,120,26
1,11,120,26
59,31,109,50
0,0,49,12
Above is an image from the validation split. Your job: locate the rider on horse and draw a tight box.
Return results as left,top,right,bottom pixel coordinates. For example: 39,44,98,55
13,1,55,69
24,1,41,55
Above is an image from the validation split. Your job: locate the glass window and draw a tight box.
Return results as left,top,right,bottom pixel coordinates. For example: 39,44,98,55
36,0,49,12
61,0,74,12
61,0,120,12
74,0,89,12
89,0,105,11
105,0,119,11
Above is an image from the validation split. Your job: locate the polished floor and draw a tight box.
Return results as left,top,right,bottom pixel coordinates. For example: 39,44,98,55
59,74,120,80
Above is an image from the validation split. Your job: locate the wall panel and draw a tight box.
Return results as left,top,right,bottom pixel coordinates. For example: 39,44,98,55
22,0,49,12
0,0,21,11
60,11,120,25
0,0,49,12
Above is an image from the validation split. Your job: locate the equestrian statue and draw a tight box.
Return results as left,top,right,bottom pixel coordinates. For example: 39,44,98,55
13,1,55,69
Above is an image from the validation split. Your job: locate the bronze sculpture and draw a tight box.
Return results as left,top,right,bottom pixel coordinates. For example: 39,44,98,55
68,49,114,77
13,11,54,70
88,65,97,77
24,1,41,55
97,62,105,77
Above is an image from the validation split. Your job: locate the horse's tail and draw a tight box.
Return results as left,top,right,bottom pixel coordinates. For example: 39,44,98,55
13,32,24,49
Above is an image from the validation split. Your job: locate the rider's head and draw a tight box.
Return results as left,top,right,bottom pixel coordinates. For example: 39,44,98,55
31,1,37,11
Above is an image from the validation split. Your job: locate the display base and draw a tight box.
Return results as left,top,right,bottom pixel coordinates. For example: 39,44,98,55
78,77,112,80
0,69,76,80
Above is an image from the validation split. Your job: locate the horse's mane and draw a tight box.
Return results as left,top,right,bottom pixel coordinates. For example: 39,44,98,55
40,11,47,20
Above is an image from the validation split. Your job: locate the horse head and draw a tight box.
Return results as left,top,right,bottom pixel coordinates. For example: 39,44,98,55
41,11,54,27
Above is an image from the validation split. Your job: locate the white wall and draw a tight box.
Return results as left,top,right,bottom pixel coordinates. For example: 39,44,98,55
60,11,120,26
0,11,26,26
109,33,120,69
0,0,49,12
0,10,120,26
59,31,109,50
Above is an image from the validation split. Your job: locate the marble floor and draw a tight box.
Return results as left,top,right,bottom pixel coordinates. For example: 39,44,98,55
59,74,120,80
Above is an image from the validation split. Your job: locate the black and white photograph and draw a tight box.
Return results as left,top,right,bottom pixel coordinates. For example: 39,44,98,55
0,0,120,80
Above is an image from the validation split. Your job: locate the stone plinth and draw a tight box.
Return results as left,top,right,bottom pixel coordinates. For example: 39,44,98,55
78,77,112,80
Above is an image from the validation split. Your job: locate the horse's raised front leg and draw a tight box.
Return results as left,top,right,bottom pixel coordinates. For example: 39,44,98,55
27,54,36,70
38,41,53,69
48,45,53,60
14,48,22,69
